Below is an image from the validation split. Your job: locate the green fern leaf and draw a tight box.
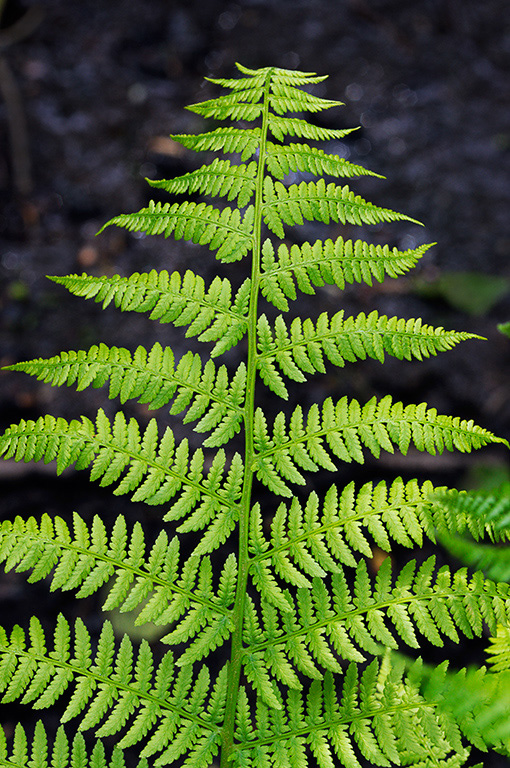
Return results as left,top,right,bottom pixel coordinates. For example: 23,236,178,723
254,397,505,496
0,411,243,532
6,345,245,447
1,61,506,768
0,617,226,762
486,625,510,673
256,311,480,391
260,237,432,311
147,158,257,208
262,178,420,239
99,200,254,263
49,270,250,356
268,114,358,142
171,127,261,161
415,659,510,753
0,514,236,638
246,557,510,684
232,660,461,767
265,141,383,180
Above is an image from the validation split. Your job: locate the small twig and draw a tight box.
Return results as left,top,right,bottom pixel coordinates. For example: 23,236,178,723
0,5,45,50
0,4,44,195
0,52,32,194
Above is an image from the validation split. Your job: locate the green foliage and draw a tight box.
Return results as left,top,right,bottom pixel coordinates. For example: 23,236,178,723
0,62,508,768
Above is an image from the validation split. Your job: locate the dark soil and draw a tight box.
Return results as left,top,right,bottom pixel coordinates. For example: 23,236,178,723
0,0,510,763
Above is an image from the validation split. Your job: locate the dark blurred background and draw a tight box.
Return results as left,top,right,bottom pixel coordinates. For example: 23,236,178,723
0,0,510,760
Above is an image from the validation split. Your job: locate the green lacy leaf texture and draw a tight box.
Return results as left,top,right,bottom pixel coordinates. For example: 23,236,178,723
0,722,149,768
253,396,505,496
0,410,243,546
232,656,465,768
0,617,228,767
49,270,250,357
0,514,237,647
7,344,246,447
1,60,508,768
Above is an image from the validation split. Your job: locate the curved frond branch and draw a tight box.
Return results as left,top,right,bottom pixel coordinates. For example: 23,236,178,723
147,158,257,208
49,271,250,357
0,617,228,763
266,142,382,180
0,721,149,768
233,661,462,767
7,345,245,448
256,311,480,395
253,396,506,496
262,178,420,239
268,114,358,141
260,237,432,311
244,557,510,682
0,513,237,627
187,90,264,122
171,128,261,161
99,200,255,264
0,411,243,532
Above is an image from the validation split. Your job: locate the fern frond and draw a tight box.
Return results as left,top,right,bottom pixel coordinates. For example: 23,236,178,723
7,344,245,447
187,90,263,122
0,411,243,537
0,617,228,764
233,660,462,768
261,237,432,311
486,624,510,673
147,158,257,208
256,311,480,396
235,61,328,86
266,142,383,180
99,200,254,263
171,128,261,161
50,271,250,357
433,484,510,534
249,478,481,581
245,557,510,685
262,178,420,239
415,659,510,754
0,514,237,642
268,114,358,142
253,397,505,496
268,83,343,116
432,486,510,581
0,721,149,768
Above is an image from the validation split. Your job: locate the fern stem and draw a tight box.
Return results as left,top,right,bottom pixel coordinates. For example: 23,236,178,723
220,70,273,768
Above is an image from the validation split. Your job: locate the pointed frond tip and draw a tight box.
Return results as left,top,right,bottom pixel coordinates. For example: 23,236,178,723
98,200,254,263
6,343,245,447
253,395,507,496
0,616,228,762
146,158,257,208
261,238,434,310
48,270,250,357
256,310,482,397
0,410,244,535
262,177,421,238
